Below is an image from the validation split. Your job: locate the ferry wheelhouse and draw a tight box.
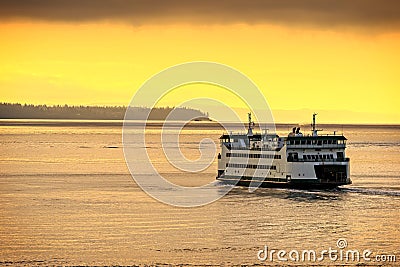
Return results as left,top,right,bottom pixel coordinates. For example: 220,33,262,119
217,113,351,189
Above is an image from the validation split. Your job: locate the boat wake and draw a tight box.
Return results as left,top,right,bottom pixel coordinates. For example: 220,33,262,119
340,187,400,197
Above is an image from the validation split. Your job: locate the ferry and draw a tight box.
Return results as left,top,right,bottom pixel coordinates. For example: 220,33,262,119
216,113,351,189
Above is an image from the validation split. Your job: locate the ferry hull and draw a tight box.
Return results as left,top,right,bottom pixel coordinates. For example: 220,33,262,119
216,176,351,189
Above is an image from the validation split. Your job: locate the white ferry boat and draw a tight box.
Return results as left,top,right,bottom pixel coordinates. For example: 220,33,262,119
216,113,351,189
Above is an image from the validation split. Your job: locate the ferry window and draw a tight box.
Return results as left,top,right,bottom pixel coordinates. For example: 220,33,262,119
317,140,322,146
311,155,316,159
332,140,337,144
323,140,328,144
312,140,317,145
307,140,312,145
301,140,306,145
328,140,332,144
323,155,326,159
303,155,307,160
307,155,311,159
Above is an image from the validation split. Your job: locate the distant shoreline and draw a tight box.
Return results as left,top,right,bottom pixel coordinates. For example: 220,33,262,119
0,103,210,121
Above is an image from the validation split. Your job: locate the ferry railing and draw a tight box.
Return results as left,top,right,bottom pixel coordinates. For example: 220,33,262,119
225,145,282,151
287,158,350,162
286,144,346,149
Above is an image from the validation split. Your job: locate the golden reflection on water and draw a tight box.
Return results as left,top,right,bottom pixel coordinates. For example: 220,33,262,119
0,124,399,265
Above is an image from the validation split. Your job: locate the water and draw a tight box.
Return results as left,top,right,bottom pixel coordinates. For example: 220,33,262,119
0,121,399,265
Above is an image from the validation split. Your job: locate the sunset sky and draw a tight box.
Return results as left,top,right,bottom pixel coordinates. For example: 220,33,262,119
0,1,399,123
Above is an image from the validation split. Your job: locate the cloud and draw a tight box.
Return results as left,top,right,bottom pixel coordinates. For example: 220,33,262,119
0,0,400,29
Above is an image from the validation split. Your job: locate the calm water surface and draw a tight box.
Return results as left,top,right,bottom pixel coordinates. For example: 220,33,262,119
0,121,399,266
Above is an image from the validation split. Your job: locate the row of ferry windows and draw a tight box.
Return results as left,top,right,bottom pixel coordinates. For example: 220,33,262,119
226,153,281,159
303,154,334,160
226,163,277,170
287,139,345,145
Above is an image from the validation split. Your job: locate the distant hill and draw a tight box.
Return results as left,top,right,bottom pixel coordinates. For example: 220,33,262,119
0,103,210,121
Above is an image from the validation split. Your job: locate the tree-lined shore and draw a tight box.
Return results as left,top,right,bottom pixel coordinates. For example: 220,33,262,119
0,103,210,121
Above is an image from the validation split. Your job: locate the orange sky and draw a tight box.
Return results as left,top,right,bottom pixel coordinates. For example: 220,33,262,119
0,2,400,123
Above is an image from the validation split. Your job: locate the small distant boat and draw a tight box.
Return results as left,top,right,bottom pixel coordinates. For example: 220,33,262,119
216,113,351,189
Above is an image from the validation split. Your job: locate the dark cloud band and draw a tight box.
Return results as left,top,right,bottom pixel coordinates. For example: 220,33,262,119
0,0,399,28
